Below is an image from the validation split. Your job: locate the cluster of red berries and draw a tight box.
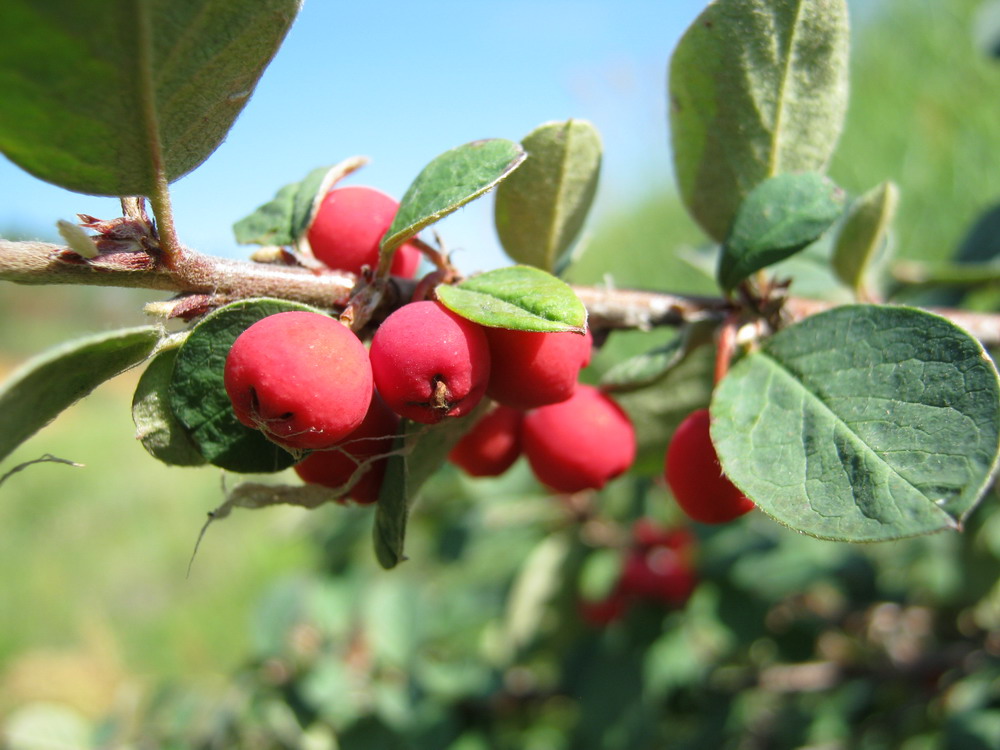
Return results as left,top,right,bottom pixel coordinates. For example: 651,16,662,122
579,520,698,627
222,184,637,503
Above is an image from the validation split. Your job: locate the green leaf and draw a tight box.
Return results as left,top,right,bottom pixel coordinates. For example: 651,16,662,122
0,326,160,463
373,402,488,569
381,139,526,254
0,0,300,196
600,320,716,394
712,305,1000,542
168,298,324,474
669,0,850,241
832,181,899,294
494,119,602,272
233,165,330,247
717,172,846,292
131,337,206,467
436,265,587,332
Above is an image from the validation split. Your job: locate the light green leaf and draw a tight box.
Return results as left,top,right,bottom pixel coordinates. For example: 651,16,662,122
600,320,716,393
0,326,160,463
0,0,300,196
712,305,1000,542
494,119,602,272
832,181,899,294
717,172,845,292
669,0,850,241
381,139,525,254
168,298,323,474
233,165,330,247
436,265,587,332
131,336,206,467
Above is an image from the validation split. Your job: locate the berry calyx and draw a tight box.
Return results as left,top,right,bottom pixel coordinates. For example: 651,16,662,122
224,311,372,451
448,404,523,477
483,327,593,410
306,185,421,277
369,300,491,424
522,384,635,493
665,409,755,524
294,389,399,504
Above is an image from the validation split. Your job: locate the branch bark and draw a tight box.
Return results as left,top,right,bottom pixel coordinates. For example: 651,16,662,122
3,238,1000,346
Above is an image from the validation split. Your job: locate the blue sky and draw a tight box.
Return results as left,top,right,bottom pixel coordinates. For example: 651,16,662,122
1,1,717,270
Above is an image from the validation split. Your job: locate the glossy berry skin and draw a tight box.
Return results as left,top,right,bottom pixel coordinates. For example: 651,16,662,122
294,390,399,504
306,185,421,278
484,327,592,410
665,409,755,524
448,404,523,477
224,311,372,451
369,301,491,424
522,384,635,493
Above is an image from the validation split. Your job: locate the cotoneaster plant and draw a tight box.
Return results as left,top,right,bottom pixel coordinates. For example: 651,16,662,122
483,327,593,409
448,404,524,477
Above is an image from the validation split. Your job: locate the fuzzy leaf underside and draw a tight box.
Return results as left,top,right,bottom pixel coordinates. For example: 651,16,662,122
831,180,899,293
0,326,161,463
669,0,850,242
494,119,602,272
168,298,323,474
717,172,845,292
381,139,526,254
0,0,300,196
436,266,587,332
711,305,1000,542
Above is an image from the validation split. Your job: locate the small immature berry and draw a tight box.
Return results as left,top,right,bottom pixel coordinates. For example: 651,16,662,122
665,409,755,524
483,327,592,410
224,311,372,451
369,301,491,424
294,390,399,504
306,185,421,277
448,404,523,477
522,384,635,493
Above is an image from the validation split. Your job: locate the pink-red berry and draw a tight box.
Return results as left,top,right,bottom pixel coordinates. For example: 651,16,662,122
294,390,399,504
665,409,755,524
224,311,372,451
306,185,421,277
369,301,491,424
448,404,523,477
522,384,635,493
483,327,592,410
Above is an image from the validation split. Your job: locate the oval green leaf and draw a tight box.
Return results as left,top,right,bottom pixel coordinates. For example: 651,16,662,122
717,172,846,292
711,305,1000,542
669,0,850,241
600,320,715,394
436,265,587,332
832,180,899,294
0,326,161,463
494,119,602,272
131,337,206,467
233,165,331,247
0,0,300,196
381,139,526,254
168,298,323,474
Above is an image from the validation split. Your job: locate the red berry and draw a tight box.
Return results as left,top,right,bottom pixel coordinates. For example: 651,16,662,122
294,390,399,504
665,409,755,524
224,311,372,451
631,518,696,552
483,327,592,410
522,384,635,493
448,404,523,477
578,589,628,627
306,185,421,277
619,548,697,606
369,301,491,424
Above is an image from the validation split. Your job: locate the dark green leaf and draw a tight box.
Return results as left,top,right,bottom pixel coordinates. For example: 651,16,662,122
0,0,300,196
669,0,849,241
600,320,716,393
494,119,602,272
374,402,488,569
832,181,899,294
436,265,587,332
712,305,1000,541
131,337,206,467
0,326,160,462
717,173,845,292
168,298,324,474
381,139,525,254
